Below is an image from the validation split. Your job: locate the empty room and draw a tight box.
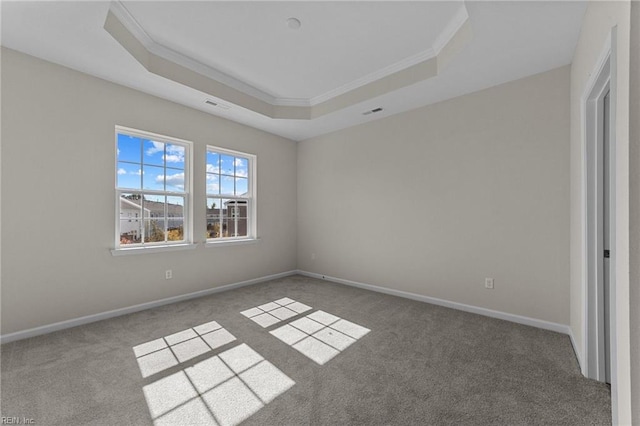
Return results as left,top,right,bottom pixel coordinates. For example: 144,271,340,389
1,1,638,425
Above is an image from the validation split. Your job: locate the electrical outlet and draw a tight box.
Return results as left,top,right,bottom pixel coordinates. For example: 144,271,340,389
485,278,494,289
165,270,173,280
311,253,316,260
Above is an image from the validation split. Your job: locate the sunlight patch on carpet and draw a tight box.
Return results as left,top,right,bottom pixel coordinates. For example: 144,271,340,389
143,343,295,426
240,298,312,328
270,310,370,365
133,321,236,378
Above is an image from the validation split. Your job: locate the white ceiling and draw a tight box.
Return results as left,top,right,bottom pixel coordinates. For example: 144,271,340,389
1,1,586,141
121,1,463,102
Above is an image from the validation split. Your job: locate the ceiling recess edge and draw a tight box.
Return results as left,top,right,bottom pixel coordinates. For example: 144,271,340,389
105,1,471,120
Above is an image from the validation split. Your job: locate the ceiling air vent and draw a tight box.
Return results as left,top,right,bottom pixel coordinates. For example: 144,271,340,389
205,100,231,110
363,107,383,116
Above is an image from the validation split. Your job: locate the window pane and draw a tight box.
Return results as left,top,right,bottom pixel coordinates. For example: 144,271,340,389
220,155,234,176
234,157,249,177
145,219,166,243
226,201,248,237
206,152,220,174
117,162,143,189
221,175,234,195
165,170,186,192
165,144,185,168
220,198,233,238
143,165,165,191
144,140,165,166
143,194,166,243
117,134,141,163
235,177,248,196
206,173,220,195
166,196,184,221
143,194,165,218
234,217,248,237
119,193,142,244
207,198,222,239
167,221,184,241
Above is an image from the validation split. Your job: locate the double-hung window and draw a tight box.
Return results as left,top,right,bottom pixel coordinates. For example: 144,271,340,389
206,146,256,241
115,126,191,249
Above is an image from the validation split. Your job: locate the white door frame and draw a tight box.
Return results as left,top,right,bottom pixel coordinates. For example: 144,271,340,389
581,28,619,420
582,44,612,383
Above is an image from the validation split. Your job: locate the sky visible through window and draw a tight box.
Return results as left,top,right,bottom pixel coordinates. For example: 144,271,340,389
206,150,249,197
117,133,186,193
117,132,188,245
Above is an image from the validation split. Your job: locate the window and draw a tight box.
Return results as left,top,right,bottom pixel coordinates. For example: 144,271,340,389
206,146,255,241
115,127,191,248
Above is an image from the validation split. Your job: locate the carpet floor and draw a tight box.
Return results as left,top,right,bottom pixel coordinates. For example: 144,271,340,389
0,274,611,425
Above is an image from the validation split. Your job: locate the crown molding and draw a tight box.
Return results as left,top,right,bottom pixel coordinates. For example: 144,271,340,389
108,1,469,110
432,3,469,55
109,1,282,106
307,47,437,106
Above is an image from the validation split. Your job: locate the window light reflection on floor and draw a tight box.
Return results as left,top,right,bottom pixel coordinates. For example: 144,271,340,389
143,343,295,426
270,310,370,365
240,297,312,328
133,320,237,378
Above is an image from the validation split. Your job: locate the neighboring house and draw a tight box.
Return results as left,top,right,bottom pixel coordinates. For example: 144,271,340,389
120,196,184,242
119,197,149,243
206,200,247,238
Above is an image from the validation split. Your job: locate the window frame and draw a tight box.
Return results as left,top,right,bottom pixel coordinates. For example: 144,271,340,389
205,145,257,244
113,126,194,252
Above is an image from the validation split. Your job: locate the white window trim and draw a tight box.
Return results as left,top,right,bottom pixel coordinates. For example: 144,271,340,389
205,145,257,242
113,126,194,253
205,238,261,248
111,243,198,256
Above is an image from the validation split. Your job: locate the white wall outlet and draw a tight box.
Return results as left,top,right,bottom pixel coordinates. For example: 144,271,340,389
311,253,316,260
485,278,494,289
165,269,173,280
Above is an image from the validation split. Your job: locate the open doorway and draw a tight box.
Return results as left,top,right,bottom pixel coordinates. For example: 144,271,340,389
583,50,614,385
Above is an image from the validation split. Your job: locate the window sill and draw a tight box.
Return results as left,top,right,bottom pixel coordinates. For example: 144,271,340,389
111,243,198,256
205,238,261,248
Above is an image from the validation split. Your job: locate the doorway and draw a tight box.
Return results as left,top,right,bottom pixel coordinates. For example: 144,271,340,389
583,52,614,384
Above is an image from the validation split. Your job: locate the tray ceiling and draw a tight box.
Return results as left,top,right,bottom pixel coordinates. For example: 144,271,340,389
1,1,587,141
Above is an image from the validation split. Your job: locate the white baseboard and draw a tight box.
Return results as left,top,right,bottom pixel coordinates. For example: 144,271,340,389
296,270,572,335
0,270,298,344
568,327,584,373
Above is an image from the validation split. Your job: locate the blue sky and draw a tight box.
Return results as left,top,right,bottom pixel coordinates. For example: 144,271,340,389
118,133,250,202
206,151,248,196
117,133,185,192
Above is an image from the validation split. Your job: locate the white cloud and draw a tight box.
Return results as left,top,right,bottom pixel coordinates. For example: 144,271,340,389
147,142,185,164
116,168,143,176
207,183,220,193
164,144,185,163
206,164,220,174
157,172,185,190
145,141,164,156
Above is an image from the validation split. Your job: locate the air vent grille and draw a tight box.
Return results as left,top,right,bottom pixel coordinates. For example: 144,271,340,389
205,100,231,110
363,107,383,116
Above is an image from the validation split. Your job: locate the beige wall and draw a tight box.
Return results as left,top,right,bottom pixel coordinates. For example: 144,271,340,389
298,66,571,325
0,48,298,335
629,1,639,422
569,1,632,423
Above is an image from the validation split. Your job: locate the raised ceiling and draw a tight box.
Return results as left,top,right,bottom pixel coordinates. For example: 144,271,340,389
1,1,586,141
